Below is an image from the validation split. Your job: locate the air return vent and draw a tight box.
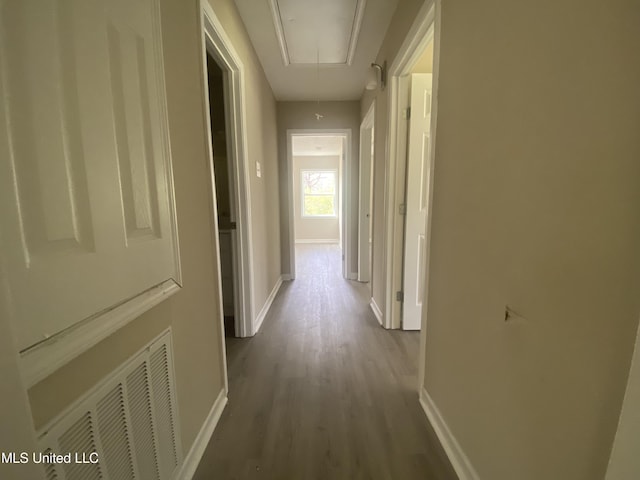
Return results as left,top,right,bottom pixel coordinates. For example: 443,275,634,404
38,329,182,480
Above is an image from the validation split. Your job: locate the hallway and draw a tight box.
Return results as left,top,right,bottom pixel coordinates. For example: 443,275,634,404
194,244,456,480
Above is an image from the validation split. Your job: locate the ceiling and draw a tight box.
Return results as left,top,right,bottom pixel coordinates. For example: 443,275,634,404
292,135,344,156
233,0,399,101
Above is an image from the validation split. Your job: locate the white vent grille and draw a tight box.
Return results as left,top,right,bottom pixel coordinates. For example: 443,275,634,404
39,330,181,480
43,450,59,480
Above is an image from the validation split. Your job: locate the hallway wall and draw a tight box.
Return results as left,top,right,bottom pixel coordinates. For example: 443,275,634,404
277,101,360,277
27,0,281,467
366,0,640,479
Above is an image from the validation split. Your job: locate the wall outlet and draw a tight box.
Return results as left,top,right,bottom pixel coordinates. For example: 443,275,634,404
256,161,261,178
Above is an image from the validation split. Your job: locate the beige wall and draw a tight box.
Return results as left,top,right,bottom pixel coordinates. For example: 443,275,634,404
361,0,428,319
277,101,360,276
293,155,341,242
363,0,640,479
365,0,640,477
411,39,433,74
424,0,640,477
27,0,281,466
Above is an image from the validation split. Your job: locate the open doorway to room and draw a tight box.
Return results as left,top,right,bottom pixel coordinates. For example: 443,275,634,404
205,55,236,338
201,4,256,371
286,130,352,279
383,3,437,333
358,102,375,289
400,39,434,331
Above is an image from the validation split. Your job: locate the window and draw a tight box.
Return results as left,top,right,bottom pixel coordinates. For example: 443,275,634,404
301,170,337,217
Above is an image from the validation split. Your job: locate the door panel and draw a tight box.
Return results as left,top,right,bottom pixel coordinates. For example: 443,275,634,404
402,74,432,330
358,119,374,282
0,0,179,352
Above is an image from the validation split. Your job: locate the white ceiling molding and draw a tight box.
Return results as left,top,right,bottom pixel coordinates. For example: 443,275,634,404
268,0,291,66
346,0,367,66
267,0,367,66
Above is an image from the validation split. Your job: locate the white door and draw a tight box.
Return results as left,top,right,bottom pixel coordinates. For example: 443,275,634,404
0,0,179,353
402,74,433,330
358,104,375,282
606,319,640,479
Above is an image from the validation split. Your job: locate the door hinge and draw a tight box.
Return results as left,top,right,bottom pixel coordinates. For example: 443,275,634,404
396,291,404,302
399,203,406,215
403,107,411,120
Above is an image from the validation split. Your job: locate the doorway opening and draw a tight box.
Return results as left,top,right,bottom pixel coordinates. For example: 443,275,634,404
383,3,437,332
201,6,257,402
399,39,434,331
286,130,352,279
358,101,375,290
205,55,236,338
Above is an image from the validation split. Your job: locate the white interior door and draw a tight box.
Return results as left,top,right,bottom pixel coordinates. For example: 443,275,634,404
402,74,433,330
606,319,640,479
0,0,179,353
358,106,374,282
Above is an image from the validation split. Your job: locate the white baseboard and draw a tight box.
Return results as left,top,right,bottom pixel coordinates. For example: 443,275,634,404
295,239,339,244
369,298,383,326
419,388,480,480
174,388,227,480
348,272,358,280
281,273,293,281
253,275,283,334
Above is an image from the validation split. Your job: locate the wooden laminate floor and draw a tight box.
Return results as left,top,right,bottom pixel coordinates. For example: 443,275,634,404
194,244,457,480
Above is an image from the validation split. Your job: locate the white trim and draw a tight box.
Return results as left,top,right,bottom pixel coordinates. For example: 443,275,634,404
418,0,442,396
201,2,255,343
346,0,368,66
420,388,480,480
383,1,436,330
295,239,340,244
20,279,180,388
348,272,358,280
286,133,297,280
152,0,182,289
369,298,383,326
606,316,640,479
358,100,375,283
253,275,283,334
286,129,352,281
267,0,291,66
281,273,294,281
173,388,228,480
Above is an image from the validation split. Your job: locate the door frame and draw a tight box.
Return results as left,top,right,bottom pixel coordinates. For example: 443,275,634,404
286,129,352,280
606,317,640,478
200,3,255,351
383,2,436,332
358,101,375,283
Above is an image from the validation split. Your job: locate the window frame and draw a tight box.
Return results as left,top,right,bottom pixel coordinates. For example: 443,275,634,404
300,169,338,218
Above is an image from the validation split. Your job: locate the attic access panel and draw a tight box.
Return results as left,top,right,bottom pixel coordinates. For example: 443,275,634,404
270,0,365,65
